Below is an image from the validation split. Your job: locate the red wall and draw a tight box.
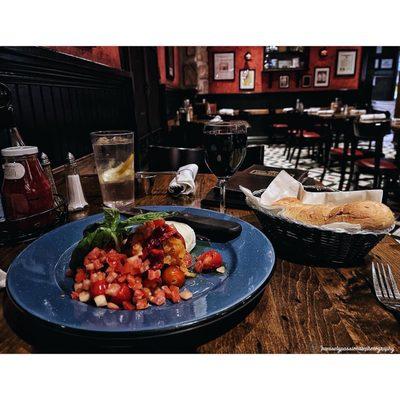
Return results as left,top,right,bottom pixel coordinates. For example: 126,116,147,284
157,47,181,88
47,46,121,69
208,46,363,94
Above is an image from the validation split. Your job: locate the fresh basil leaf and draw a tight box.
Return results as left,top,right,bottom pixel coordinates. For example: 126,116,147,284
69,209,171,268
120,211,171,229
103,207,120,229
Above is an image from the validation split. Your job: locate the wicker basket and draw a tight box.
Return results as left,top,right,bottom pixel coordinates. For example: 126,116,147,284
250,188,386,267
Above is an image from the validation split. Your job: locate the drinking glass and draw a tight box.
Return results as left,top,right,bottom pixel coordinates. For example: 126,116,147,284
91,130,135,209
204,121,247,213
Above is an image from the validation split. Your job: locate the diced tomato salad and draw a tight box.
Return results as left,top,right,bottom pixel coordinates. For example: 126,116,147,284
71,219,224,311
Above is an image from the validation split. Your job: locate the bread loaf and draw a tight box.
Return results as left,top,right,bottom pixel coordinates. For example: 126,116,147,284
327,201,395,230
271,198,395,230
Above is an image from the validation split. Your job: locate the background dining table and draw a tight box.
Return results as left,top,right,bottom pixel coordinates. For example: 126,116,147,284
1,157,400,353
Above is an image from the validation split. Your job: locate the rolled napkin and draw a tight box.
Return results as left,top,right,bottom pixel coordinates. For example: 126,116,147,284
210,115,223,123
360,113,387,122
304,107,321,113
282,107,294,113
219,108,234,116
349,109,366,116
317,109,334,116
0,269,6,290
168,164,199,196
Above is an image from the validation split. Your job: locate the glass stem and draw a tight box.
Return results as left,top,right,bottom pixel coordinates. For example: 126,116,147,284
218,178,227,213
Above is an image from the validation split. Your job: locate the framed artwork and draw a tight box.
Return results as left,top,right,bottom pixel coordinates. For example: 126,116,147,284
165,47,175,81
301,75,311,88
314,67,330,87
381,59,393,69
239,69,255,90
186,47,196,57
213,52,235,81
336,49,357,76
279,75,290,89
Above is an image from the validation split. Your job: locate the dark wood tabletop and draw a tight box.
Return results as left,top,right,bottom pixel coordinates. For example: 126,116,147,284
1,163,400,353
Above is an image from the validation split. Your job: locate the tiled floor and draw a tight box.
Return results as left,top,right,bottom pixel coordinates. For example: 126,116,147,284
263,134,397,190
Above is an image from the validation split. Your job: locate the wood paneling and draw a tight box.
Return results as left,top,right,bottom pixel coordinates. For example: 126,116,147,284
0,46,135,167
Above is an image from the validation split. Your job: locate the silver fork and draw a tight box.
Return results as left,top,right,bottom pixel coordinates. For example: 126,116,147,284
371,261,400,311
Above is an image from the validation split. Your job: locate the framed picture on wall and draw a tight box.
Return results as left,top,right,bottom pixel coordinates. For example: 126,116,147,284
381,59,394,69
213,52,235,81
279,75,290,89
301,75,311,88
186,47,196,57
165,47,175,81
239,69,255,90
335,49,357,76
314,67,330,87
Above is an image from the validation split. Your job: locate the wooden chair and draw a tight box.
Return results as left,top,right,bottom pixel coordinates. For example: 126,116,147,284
350,119,398,200
148,145,208,172
320,117,369,190
239,144,265,170
285,113,324,168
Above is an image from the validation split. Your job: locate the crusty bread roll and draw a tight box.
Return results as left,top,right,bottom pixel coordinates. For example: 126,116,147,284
272,197,301,206
327,201,395,230
282,204,333,226
271,197,395,230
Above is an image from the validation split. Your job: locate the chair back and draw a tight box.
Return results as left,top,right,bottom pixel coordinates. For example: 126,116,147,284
286,112,317,134
148,145,208,172
239,145,265,170
353,119,391,173
353,119,391,141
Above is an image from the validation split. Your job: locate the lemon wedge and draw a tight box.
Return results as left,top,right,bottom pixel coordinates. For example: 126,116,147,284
101,154,134,183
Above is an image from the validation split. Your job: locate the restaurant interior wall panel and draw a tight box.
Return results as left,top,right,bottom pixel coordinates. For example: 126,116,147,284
208,46,363,94
157,46,181,88
46,46,122,69
0,47,135,167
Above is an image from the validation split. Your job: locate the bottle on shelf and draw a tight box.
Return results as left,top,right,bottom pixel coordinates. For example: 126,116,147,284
295,99,304,113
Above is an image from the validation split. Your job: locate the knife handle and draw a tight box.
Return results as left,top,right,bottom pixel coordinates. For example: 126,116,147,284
167,212,242,242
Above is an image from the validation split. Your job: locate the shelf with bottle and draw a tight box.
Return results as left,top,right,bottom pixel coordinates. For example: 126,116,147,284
263,46,309,73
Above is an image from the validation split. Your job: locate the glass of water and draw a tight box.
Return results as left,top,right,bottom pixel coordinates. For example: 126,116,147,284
91,130,135,209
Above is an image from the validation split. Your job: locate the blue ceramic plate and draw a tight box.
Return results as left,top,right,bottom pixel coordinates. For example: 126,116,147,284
6,206,274,335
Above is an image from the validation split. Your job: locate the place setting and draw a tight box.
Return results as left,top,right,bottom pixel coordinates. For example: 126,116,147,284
1,45,400,355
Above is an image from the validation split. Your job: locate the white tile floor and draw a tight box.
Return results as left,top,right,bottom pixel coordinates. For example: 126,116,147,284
263,134,396,190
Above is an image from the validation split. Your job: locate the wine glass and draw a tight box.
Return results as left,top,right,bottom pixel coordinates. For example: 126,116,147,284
204,121,247,213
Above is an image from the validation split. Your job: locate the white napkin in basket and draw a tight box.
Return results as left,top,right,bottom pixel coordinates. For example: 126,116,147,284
240,170,386,234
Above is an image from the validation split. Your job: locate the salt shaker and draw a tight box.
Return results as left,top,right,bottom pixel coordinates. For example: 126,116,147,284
65,152,88,212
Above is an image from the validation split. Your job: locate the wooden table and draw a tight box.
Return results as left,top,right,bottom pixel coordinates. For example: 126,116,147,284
1,171,400,353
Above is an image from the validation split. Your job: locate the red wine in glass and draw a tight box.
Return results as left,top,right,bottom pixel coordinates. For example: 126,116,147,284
204,122,247,213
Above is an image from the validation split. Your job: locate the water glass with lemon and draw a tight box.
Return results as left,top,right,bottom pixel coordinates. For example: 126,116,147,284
91,131,135,209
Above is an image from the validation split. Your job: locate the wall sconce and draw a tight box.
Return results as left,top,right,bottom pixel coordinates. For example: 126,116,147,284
319,47,328,58
243,51,252,75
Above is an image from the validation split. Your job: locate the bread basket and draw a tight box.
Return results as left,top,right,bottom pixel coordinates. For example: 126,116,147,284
250,187,387,267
